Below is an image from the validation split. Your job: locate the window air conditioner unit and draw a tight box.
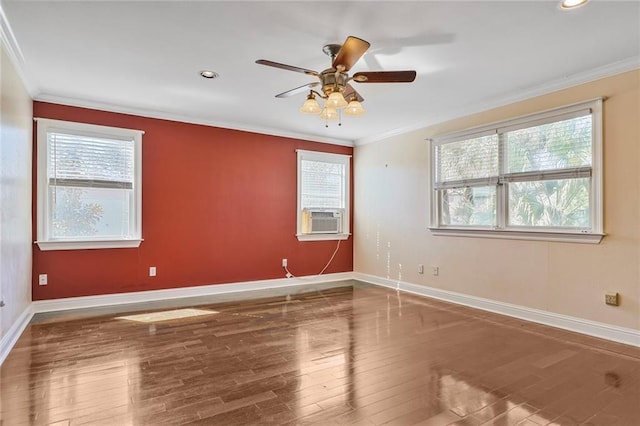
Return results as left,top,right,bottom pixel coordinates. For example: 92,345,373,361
302,209,343,234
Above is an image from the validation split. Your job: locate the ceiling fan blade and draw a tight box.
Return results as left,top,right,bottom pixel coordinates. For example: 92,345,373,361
332,36,370,71
352,71,417,83
275,82,320,98
343,84,364,103
256,60,319,76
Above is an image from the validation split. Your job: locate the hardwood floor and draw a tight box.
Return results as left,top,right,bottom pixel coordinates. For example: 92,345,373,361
1,283,639,425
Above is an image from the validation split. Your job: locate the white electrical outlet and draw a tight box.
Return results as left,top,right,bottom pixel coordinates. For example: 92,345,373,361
431,266,439,276
39,274,48,286
282,258,288,268
149,267,157,277
418,264,424,274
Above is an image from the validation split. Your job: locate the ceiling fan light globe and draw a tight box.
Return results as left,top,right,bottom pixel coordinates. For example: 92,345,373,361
326,92,348,109
344,100,365,117
320,107,339,120
300,97,321,114
560,0,588,9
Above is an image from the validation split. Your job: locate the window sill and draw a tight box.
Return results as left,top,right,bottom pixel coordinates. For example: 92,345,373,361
296,233,351,242
35,239,143,251
428,228,604,244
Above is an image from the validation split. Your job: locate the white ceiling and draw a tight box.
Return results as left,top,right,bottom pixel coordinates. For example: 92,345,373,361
2,1,639,146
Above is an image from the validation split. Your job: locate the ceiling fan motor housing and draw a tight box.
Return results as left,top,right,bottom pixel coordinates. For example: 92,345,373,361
320,68,349,96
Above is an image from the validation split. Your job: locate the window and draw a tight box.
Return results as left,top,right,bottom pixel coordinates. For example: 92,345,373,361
429,98,603,243
36,119,143,250
297,150,350,241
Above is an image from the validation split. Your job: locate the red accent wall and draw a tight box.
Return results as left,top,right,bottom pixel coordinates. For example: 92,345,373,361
32,102,353,300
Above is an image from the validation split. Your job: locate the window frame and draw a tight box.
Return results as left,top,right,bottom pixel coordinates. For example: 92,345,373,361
35,118,144,251
296,149,351,242
428,98,604,244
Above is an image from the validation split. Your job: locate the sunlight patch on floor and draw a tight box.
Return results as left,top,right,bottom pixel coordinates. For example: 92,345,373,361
116,308,219,323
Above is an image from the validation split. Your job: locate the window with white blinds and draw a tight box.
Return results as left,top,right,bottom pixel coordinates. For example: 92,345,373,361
297,150,350,241
36,119,143,250
430,99,603,243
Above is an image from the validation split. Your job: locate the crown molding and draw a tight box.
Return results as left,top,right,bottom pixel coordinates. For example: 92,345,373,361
9,0,637,151
34,55,640,149
2,0,350,146
354,56,640,146
0,1,36,96
34,93,355,147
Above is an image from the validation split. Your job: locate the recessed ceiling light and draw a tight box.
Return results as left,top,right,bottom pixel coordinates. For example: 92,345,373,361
560,0,588,9
200,70,219,79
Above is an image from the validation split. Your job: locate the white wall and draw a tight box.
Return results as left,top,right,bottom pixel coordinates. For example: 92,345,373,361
354,70,640,331
0,40,33,347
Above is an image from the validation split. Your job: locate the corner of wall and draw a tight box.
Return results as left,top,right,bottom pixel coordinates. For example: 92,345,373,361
0,38,34,351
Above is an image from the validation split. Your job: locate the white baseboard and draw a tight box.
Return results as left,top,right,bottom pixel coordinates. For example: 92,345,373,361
32,272,354,313
0,272,352,366
3,270,638,367
353,272,640,348
0,304,34,366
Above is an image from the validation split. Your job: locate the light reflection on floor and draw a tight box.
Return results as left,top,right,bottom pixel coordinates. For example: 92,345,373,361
1,282,638,425
116,308,218,323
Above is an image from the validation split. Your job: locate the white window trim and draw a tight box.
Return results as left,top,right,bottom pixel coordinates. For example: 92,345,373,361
296,150,351,242
296,233,351,242
428,98,604,244
35,118,144,251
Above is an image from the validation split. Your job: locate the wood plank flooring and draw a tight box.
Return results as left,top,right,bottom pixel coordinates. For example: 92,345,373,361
1,283,639,425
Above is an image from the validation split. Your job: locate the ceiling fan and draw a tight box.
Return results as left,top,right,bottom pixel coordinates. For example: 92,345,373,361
256,36,416,125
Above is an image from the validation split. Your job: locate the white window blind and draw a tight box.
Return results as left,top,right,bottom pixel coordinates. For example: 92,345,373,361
429,99,603,242
301,159,345,209
504,114,592,175
435,133,499,189
48,132,135,189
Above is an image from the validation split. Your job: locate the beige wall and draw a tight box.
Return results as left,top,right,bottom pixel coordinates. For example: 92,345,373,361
0,41,32,342
354,70,640,331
